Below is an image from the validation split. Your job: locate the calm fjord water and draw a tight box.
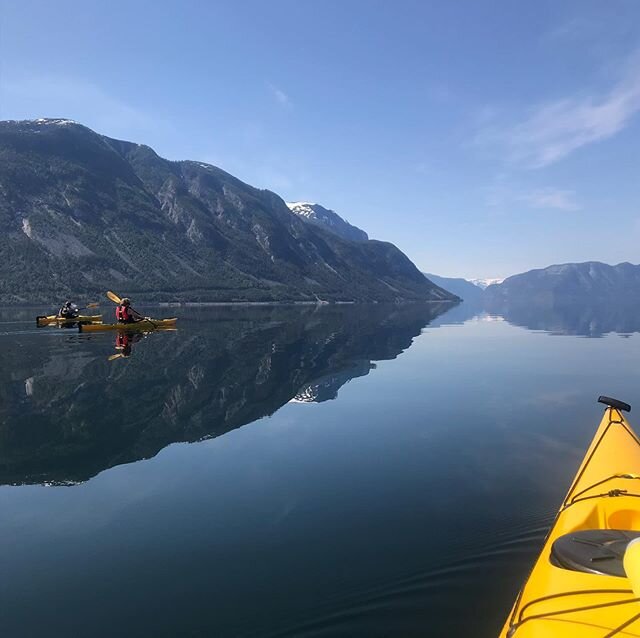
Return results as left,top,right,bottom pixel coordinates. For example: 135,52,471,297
1,302,640,637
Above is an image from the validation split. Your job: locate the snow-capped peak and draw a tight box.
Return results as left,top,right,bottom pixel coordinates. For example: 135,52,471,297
286,202,317,219
469,277,505,289
286,202,369,242
34,118,78,126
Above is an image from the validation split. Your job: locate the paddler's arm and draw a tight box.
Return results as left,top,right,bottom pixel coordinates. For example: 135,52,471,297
131,308,145,322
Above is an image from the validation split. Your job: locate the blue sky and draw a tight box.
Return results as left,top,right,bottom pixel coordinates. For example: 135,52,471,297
2,0,640,279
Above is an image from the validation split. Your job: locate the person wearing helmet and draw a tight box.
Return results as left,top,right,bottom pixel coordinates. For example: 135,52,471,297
115,298,144,324
58,300,79,319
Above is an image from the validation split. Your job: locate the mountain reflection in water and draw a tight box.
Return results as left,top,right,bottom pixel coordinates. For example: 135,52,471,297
5,300,640,638
485,299,640,337
0,303,453,485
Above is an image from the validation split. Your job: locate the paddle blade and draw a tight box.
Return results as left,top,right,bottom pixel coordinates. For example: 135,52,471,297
106,291,122,304
86,302,100,309
108,353,124,361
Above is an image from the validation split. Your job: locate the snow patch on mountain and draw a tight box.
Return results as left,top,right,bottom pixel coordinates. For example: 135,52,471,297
469,277,504,289
287,202,316,218
34,118,78,126
286,202,368,242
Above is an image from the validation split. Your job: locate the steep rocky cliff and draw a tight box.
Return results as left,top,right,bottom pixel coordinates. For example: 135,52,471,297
0,119,455,304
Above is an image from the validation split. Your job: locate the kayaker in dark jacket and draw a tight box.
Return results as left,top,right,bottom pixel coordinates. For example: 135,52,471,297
115,298,144,324
58,301,79,319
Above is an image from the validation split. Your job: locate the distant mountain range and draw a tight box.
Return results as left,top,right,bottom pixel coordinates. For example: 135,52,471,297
484,262,640,304
4,120,635,308
426,262,640,305
0,119,455,304
422,273,484,302
469,278,504,289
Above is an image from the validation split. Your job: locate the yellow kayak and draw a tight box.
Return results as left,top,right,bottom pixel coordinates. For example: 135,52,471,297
499,396,640,637
78,318,177,332
37,314,102,326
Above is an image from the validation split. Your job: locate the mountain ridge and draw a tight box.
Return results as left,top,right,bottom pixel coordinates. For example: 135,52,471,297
0,118,456,304
422,273,484,302
286,201,369,242
484,261,640,304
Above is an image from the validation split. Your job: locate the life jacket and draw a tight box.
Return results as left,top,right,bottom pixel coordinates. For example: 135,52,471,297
115,304,132,322
115,333,130,348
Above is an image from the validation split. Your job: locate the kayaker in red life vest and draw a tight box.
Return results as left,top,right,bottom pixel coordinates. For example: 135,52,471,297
115,298,144,324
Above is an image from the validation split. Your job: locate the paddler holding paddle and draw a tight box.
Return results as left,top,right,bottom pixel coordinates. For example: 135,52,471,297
58,300,79,319
115,298,144,324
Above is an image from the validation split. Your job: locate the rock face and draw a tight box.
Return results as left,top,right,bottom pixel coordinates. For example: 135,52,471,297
286,201,368,242
422,273,484,302
0,119,456,304
484,261,640,304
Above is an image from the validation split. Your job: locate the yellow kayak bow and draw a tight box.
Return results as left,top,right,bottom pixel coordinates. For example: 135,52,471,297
500,396,640,637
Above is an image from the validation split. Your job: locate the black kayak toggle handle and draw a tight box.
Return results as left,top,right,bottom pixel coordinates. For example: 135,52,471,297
598,396,631,413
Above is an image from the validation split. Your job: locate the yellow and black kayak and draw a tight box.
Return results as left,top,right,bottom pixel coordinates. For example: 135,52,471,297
499,396,640,637
78,318,177,332
36,314,102,327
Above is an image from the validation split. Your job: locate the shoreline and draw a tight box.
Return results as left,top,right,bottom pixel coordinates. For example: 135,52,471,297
4,299,460,310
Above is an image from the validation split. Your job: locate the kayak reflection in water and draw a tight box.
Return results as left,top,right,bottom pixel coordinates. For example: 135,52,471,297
114,331,145,358
115,297,144,324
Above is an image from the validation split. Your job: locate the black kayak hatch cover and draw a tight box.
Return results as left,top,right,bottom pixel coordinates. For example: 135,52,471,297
550,529,640,577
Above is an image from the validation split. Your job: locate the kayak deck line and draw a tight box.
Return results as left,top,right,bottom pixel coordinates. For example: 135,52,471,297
562,407,639,506
500,398,640,637
510,589,639,632
78,318,177,333
36,314,103,326
562,474,640,511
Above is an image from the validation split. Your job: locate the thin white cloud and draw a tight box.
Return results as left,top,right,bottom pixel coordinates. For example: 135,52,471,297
543,16,597,43
485,178,580,213
519,188,581,212
543,11,636,48
268,83,292,108
477,51,640,168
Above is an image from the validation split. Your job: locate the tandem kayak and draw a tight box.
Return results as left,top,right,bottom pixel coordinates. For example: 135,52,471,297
78,318,177,332
37,314,102,326
499,396,640,637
